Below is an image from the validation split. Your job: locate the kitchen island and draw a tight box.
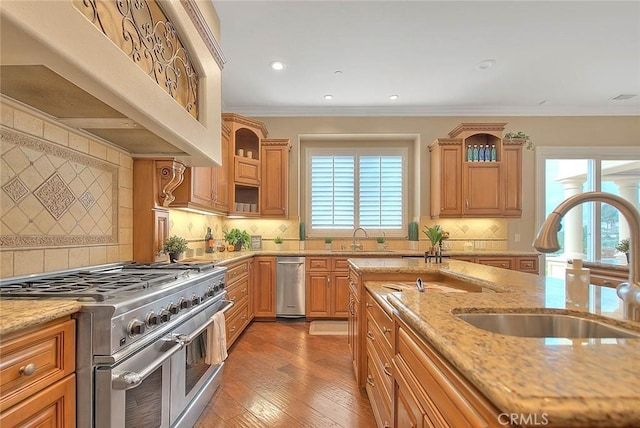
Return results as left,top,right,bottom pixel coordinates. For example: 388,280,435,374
350,258,640,427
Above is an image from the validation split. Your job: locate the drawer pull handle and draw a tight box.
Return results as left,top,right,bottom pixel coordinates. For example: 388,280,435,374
366,331,375,341
383,364,392,377
20,363,36,376
382,326,391,334
241,315,247,321
231,296,237,302
366,375,375,387
230,326,236,332
365,303,372,308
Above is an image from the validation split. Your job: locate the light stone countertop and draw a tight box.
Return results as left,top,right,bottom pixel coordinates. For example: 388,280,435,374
355,258,640,427
0,299,81,336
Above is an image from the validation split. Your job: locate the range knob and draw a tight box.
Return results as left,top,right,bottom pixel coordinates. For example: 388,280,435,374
145,311,160,327
159,309,171,323
167,303,179,315
207,287,216,297
191,294,202,306
128,319,145,336
178,297,191,310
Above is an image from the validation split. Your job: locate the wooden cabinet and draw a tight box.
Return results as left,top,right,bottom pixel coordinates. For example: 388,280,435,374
171,166,215,210
212,120,231,213
0,318,76,427
429,123,523,219
453,255,540,274
394,316,504,428
223,113,267,217
365,291,394,428
348,275,361,386
224,259,251,348
261,139,290,218
253,256,276,318
305,257,349,318
589,264,628,288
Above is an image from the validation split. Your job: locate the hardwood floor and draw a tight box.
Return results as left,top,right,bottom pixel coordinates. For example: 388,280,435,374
195,321,376,427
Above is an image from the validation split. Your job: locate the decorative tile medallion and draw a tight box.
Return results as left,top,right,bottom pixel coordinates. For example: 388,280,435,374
0,128,119,248
33,173,76,219
2,177,29,203
78,190,96,210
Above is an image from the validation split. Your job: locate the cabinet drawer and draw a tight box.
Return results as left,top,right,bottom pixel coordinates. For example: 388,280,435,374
332,258,350,272
0,373,75,427
366,349,392,428
476,257,514,270
366,315,393,402
0,319,75,412
226,276,249,306
365,293,393,352
234,157,260,185
226,260,249,285
306,257,330,272
226,301,249,349
516,257,539,274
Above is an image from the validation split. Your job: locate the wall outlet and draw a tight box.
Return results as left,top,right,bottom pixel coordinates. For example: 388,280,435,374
514,234,521,243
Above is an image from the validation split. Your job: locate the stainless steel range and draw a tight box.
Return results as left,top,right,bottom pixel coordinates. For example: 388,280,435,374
0,261,230,428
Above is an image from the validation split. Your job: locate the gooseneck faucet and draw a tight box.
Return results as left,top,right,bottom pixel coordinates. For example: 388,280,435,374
351,227,369,250
533,192,640,321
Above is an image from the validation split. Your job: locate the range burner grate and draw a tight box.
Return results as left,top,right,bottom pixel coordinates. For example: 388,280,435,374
0,271,181,301
122,261,216,272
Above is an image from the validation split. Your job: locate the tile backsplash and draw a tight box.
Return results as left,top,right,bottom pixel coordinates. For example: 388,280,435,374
0,100,133,277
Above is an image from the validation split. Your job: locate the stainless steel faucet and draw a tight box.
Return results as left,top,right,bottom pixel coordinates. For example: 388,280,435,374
351,227,369,250
533,192,640,321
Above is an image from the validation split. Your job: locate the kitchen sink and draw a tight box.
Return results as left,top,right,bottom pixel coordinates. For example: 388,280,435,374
456,312,640,339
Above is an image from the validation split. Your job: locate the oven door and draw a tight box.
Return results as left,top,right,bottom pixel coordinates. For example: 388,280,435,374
94,334,182,428
170,298,233,427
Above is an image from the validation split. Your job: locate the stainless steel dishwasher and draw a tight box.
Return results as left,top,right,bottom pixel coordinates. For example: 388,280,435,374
276,257,306,318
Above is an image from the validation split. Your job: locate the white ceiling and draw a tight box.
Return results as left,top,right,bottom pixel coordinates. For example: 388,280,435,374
213,0,640,117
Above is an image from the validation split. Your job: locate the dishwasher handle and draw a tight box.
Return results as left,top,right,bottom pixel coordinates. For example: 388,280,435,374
277,261,305,265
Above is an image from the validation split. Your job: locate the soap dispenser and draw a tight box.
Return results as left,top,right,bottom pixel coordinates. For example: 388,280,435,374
565,259,590,307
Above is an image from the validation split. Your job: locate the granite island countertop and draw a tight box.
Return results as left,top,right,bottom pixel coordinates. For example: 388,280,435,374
0,299,81,336
353,258,640,427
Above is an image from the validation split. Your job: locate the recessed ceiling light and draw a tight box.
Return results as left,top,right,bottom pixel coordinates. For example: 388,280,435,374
476,59,496,70
612,94,636,100
269,60,286,71
538,100,548,105
389,95,399,100
324,95,333,100
334,70,343,75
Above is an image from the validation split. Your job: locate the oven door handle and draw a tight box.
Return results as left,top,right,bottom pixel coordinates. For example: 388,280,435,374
111,339,184,390
177,300,234,346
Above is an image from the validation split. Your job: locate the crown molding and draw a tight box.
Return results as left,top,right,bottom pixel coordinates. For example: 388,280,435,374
181,0,226,70
221,104,640,117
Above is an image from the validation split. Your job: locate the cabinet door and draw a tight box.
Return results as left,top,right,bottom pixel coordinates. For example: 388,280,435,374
253,257,276,317
260,141,289,217
502,143,522,217
212,128,230,213
306,272,331,317
348,289,360,384
154,209,169,262
439,145,463,216
191,167,214,207
234,157,260,186
463,163,502,216
0,375,75,428
394,366,426,428
332,272,350,318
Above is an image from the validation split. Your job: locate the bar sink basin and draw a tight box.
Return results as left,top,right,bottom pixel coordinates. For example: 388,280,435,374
456,312,640,338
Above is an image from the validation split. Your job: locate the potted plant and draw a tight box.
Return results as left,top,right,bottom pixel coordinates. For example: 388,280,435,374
423,225,446,254
223,228,250,252
376,236,386,250
274,236,283,251
504,131,534,151
616,238,630,264
163,235,189,262
324,237,333,250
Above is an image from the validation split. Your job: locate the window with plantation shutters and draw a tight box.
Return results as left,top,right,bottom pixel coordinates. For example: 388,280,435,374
307,147,407,237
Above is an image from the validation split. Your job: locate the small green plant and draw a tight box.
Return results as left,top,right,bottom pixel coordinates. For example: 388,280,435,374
223,228,251,250
163,235,189,254
423,225,443,247
616,238,630,253
504,131,533,151
274,236,283,244
324,237,333,244
376,236,385,244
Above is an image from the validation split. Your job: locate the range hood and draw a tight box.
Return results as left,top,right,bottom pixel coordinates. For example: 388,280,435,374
0,0,224,167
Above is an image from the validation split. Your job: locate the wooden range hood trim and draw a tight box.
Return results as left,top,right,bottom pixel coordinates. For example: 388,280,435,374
156,159,186,207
